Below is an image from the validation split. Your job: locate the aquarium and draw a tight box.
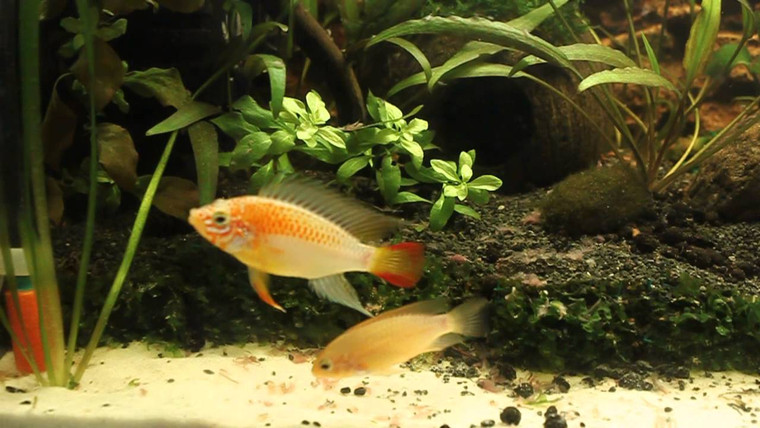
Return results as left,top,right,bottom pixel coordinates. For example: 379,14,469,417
2,0,760,427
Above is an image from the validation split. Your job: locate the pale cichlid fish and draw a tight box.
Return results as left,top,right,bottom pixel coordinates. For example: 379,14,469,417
312,298,489,379
187,178,425,316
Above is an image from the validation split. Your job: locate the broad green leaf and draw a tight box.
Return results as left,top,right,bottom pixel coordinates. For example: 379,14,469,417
70,38,124,110
337,156,370,180
146,101,221,136
211,112,260,141
60,17,81,33
269,129,296,154
298,144,347,164
468,188,490,204
399,138,424,163
430,159,460,182
429,193,455,231
705,43,752,78
367,92,404,126
97,123,138,192
243,54,286,118
405,118,428,134
459,151,473,169
374,128,401,145
394,191,430,204
468,149,476,163
282,97,307,117
468,175,503,191
368,16,571,70
443,184,459,198
232,95,277,129
96,18,128,41
460,163,473,182
188,121,219,204
276,153,295,173
218,152,232,167
123,67,191,108
306,91,331,123
296,122,319,143
249,161,274,193
137,176,199,220
385,37,432,82
377,156,401,204
316,126,347,148
683,0,721,84
507,0,570,32
230,132,271,171
641,33,660,75
405,162,444,184
454,204,481,219
578,67,678,93
230,0,253,39
428,41,507,90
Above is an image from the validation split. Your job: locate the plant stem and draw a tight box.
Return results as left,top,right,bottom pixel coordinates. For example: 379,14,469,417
71,131,179,385
19,0,66,387
66,0,100,377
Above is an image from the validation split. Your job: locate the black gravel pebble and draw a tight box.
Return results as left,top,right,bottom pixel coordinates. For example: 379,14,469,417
5,386,26,394
481,419,495,427
552,376,570,393
340,387,351,394
203,369,214,375
500,406,521,425
301,421,310,425
544,406,567,428
354,387,366,396
513,382,534,398
545,406,558,417
664,407,673,413
20,400,31,405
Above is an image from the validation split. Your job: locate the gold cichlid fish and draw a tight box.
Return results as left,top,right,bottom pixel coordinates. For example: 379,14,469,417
311,298,489,379
187,178,425,316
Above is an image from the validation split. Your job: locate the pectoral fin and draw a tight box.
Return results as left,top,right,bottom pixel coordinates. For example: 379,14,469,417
308,274,372,317
248,267,285,312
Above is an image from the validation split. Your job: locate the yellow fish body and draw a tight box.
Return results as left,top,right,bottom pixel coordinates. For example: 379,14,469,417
312,298,489,379
188,179,425,315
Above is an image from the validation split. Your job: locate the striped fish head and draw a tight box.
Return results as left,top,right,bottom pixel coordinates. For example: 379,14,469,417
188,198,251,253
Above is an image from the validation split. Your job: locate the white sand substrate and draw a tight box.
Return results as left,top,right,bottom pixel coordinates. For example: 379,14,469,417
0,343,758,427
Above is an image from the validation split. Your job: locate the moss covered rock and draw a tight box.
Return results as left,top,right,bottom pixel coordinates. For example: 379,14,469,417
539,164,652,236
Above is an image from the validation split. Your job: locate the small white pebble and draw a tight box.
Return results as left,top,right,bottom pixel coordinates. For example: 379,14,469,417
497,205,505,210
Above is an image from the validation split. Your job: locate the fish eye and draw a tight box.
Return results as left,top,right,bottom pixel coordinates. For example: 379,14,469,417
211,211,229,226
318,359,332,371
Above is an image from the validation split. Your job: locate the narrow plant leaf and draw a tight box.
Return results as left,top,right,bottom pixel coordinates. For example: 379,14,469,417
507,0,570,32
394,191,430,204
123,68,191,108
97,123,138,192
146,101,221,136
514,43,636,74
429,193,455,231
368,16,571,70
70,38,124,110
738,0,756,40
230,0,253,39
641,33,660,75
578,67,678,93
137,176,199,219
385,37,432,82
156,0,205,13
683,0,721,84
188,121,219,205
243,54,286,118
428,41,507,90
387,62,530,97
42,78,78,171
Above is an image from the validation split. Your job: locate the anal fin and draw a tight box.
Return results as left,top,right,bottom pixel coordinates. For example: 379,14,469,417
248,267,285,312
308,275,372,317
425,333,464,353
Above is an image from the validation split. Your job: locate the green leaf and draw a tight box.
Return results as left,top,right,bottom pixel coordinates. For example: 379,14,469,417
60,17,82,33
428,41,507,90
377,156,401,204
337,156,370,181
123,67,191,108
211,112,260,141
282,97,307,117
137,176,199,220
146,101,221,136
468,188,490,204
230,0,253,39
460,163,473,182
405,118,428,135
97,123,138,193
507,0,570,32
429,193,455,231
578,67,678,93
468,175,503,191
187,121,219,204
249,161,275,193
276,153,295,174
641,33,660,75
70,38,125,110
232,95,277,129
384,37,432,82
683,0,721,84
367,16,572,70
514,44,636,73
738,0,757,40
459,151,473,169
316,126,347,148
394,191,430,204
269,129,296,155
405,162,443,184
96,18,128,41
306,91,331,124
454,204,481,219
430,159,460,182
398,138,424,163
704,43,752,78
388,62,530,97
230,132,272,171
367,91,404,126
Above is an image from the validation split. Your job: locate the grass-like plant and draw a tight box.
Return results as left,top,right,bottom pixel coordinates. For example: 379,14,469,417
366,0,760,194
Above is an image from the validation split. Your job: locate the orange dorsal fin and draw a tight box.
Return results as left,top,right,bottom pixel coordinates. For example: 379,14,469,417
258,177,398,242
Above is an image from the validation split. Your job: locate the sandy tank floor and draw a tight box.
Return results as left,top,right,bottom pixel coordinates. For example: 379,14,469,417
0,343,758,427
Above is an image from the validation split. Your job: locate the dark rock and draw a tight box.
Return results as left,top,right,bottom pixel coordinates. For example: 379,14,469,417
500,406,521,425
593,364,626,379
618,372,653,391
633,232,659,253
498,363,517,381
552,376,571,393
513,382,534,398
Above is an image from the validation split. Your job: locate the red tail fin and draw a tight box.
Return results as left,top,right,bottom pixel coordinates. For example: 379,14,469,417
370,242,425,288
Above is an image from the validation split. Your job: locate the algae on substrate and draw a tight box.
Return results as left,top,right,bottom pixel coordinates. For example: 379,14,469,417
539,164,652,236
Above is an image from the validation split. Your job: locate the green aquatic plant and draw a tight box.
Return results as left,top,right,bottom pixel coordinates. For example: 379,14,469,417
367,0,760,195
